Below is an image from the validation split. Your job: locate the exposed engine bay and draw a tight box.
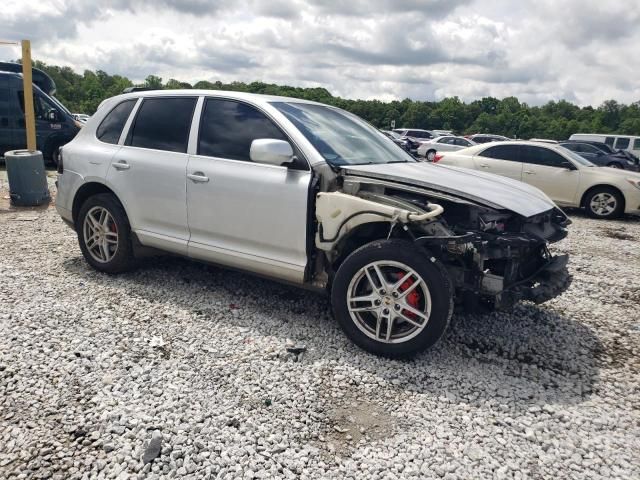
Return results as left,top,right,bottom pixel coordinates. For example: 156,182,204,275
311,167,572,310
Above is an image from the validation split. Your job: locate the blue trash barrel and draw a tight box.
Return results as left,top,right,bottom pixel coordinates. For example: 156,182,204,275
5,150,51,206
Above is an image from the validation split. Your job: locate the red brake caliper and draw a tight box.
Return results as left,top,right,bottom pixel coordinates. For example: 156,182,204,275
396,272,420,319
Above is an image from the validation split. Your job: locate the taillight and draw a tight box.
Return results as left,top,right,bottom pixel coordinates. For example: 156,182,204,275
57,147,64,174
433,154,444,163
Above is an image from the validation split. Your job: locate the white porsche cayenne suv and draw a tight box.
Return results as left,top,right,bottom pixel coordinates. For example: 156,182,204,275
56,90,572,358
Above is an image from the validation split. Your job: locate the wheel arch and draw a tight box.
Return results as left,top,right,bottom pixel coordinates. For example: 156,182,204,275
330,221,411,271
580,184,626,211
72,182,124,226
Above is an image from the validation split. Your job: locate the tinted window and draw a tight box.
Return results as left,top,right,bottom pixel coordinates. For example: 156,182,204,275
96,99,136,144
479,145,521,161
605,137,615,146
561,143,578,152
581,144,600,154
634,139,640,150
198,99,286,161
614,138,630,149
128,97,196,153
455,138,471,147
521,146,567,167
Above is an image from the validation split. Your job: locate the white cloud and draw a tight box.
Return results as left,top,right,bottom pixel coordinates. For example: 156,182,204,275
1,0,639,106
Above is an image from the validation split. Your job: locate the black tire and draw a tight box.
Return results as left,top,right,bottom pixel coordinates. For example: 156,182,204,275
76,193,136,273
583,187,624,219
331,239,453,358
606,162,622,169
426,149,437,162
51,147,61,167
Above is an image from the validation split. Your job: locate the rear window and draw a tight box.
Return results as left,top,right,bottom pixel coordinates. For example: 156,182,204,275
127,97,197,153
96,99,136,145
614,138,630,149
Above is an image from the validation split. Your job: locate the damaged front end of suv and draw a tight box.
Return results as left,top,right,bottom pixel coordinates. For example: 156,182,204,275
312,163,571,313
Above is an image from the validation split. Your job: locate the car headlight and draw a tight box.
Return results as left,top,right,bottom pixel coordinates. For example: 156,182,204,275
627,178,640,190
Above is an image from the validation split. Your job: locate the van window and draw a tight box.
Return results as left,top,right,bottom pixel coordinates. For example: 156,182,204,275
614,138,630,150
198,98,286,161
127,97,196,153
96,99,136,145
0,86,9,127
605,137,615,147
634,139,640,150
17,91,60,121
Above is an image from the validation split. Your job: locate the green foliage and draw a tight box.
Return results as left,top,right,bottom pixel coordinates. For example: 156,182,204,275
31,60,640,137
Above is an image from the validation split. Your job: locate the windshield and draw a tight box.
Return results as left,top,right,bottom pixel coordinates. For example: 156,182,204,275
558,146,596,166
271,102,415,166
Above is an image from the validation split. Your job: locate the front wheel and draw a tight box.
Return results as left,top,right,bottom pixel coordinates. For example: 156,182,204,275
331,239,453,358
584,187,624,219
607,162,622,169
426,150,437,162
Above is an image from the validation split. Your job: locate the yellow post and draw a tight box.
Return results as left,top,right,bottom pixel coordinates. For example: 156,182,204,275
21,39,37,151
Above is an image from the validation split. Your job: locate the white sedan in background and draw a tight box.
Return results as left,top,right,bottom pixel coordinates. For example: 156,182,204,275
417,136,476,161
436,141,640,219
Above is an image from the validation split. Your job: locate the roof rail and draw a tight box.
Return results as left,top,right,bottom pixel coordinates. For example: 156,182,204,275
122,86,159,94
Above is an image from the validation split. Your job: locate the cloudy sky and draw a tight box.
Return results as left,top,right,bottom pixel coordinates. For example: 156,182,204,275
2,0,639,106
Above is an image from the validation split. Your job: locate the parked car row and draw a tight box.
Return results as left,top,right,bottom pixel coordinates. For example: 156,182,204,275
435,140,640,219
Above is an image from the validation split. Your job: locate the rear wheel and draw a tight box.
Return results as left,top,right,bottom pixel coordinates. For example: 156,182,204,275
331,239,453,358
77,193,136,273
606,162,622,169
426,150,437,162
584,187,624,219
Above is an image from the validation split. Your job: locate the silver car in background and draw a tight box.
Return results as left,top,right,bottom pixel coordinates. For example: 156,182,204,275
56,90,571,358
417,136,476,161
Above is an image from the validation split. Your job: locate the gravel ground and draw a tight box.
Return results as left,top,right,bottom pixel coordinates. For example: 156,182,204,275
1,184,639,479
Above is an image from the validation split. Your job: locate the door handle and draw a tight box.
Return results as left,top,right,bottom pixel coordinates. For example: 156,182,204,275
523,170,535,175
112,161,130,170
479,163,490,168
187,172,209,183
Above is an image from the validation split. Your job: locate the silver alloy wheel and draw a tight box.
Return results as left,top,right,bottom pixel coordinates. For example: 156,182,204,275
346,260,432,344
589,192,617,216
83,206,119,263
427,150,436,161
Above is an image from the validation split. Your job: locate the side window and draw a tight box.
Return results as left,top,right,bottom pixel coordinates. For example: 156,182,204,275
614,138,630,149
479,145,521,161
96,99,137,145
455,138,470,147
17,91,59,120
605,137,615,147
127,97,196,153
521,146,567,167
437,137,450,144
561,143,577,152
0,86,8,127
198,99,286,162
634,139,640,150
582,144,600,154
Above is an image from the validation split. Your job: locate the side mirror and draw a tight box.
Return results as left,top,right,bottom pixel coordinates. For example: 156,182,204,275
47,110,60,122
250,139,294,166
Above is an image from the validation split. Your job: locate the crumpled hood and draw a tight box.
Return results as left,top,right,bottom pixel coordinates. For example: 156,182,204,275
342,162,558,218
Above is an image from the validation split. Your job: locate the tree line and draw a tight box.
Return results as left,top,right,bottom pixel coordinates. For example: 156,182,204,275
33,60,640,140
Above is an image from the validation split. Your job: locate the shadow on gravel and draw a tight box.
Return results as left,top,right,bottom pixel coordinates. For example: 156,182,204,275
62,254,602,411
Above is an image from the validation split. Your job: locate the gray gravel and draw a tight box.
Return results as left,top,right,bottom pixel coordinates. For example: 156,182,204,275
1,193,639,479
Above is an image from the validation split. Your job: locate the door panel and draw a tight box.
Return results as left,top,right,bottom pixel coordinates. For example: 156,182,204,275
186,156,311,282
107,146,190,252
520,146,580,206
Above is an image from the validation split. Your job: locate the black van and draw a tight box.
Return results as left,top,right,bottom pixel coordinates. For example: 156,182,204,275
1,67,81,165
